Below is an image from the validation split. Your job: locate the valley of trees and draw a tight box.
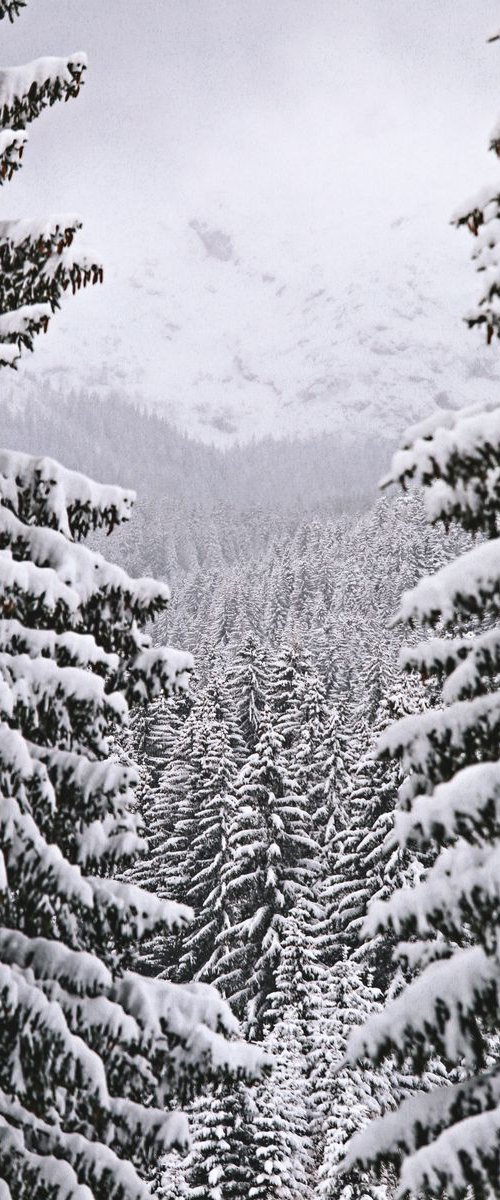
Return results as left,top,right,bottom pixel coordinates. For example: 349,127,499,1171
120,488,458,1198
3,3,500,1200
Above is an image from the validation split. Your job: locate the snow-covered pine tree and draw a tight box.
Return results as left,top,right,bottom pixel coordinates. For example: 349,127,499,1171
176,686,238,985
249,1001,315,1200
269,640,309,753
130,668,240,984
322,667,424,987
251,898,321,1197
293,660,329,797
216,715,319,1037
313,953,392,1200
269,896,323,1045
313,698,353,845
182,866,321,1199
183,1084,258,1200
0,452,268,1200
149,698,198,928
342,39,500,1195
0,9,267,1198
123,690,191,975
0,11,102,366
316,704,360,968
228,633,271,757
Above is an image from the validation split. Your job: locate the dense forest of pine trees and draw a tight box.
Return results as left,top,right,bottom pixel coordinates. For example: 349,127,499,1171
118,492,462,1197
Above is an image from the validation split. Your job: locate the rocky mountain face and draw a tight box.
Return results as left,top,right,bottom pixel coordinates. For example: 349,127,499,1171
7,203,500,446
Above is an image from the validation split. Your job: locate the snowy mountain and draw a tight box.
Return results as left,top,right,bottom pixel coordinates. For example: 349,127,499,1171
8,202,500,445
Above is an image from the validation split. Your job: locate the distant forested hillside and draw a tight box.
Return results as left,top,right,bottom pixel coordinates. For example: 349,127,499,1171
3,379,393,511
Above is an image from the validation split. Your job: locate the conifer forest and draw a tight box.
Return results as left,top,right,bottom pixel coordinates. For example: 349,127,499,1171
4,3,500,1199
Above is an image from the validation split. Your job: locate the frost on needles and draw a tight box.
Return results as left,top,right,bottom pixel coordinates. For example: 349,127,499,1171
0,7,267,1200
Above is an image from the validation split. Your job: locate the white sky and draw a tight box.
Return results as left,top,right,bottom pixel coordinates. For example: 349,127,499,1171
5,1,498,229
4,1,500,439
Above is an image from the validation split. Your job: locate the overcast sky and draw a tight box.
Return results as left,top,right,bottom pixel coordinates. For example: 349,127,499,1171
4,1,500,436
5,1,498,235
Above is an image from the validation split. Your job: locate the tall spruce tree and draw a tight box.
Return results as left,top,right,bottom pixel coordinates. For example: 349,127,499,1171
342,32,500,1198
0,9,266,1199
124,690,191,974
249,1003,315,1200
176,686,238,985
217,715,319,1037
322,668,424,986
313,954,392,1200
227,633,271,757
183,1084,258,1200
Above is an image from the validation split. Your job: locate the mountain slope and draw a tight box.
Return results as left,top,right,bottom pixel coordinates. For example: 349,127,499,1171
8,205,499,445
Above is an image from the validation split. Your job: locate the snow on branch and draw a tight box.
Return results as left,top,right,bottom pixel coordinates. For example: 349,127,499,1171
0,217,103,366
0,54,87,130
0,303,50,359
0,928,113,996
0,448,135,537
395,540,500,627
342,1067,500,1182
0,128,27,184
365,837,500,950
345,946,497,1071
393,761,500,851
382,401,500,536
0,619,120,675
397,1105,500,1199
400,630,500,703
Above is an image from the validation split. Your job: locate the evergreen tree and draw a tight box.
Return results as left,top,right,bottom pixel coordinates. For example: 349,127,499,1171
313,955,392,1200
268,897,323,1045
269,640,309,752
133,666,241,983
313,697,354,842
0,449,269,1199
125,690,191,973
184,1085,258,1200
176,687,238,985
0,10,266,1197
323,669,424,987
343,38,500,1194
217,716,319,1037
317,707,362,967
249,1004,315,1200
228,632,271,756
294,660,329,796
